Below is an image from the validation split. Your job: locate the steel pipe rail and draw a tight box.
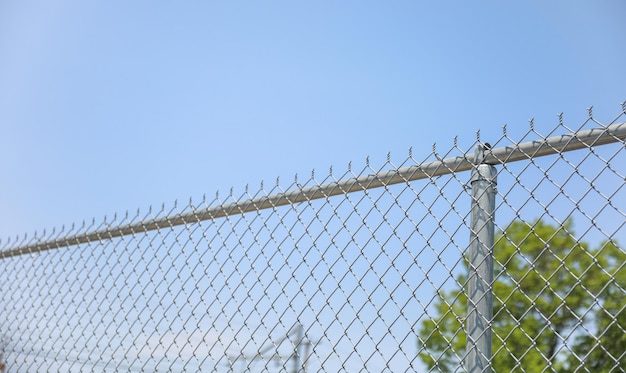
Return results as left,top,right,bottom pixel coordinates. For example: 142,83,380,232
2,122,625,258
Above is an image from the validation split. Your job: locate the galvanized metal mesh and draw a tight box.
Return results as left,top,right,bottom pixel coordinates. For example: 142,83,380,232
1,105,625,372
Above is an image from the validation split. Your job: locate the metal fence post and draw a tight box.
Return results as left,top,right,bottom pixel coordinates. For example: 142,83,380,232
465,144,497,373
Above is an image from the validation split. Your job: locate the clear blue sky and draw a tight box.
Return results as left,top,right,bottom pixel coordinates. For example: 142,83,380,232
1,1,625,240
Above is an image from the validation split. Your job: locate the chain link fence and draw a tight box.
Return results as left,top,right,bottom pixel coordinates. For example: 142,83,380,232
1,105,625,372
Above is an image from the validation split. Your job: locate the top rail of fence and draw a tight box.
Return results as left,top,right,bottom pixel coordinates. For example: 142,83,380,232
2,122,625,259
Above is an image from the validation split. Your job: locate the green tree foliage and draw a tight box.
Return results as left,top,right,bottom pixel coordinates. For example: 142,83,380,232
417,219,626,372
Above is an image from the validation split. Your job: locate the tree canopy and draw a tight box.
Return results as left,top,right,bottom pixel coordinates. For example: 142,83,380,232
417,219,626,372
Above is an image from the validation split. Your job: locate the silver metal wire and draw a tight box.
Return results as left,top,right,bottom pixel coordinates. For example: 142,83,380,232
1,105,625,372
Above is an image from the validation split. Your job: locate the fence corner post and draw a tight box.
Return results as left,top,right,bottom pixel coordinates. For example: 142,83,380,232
465,144,497,373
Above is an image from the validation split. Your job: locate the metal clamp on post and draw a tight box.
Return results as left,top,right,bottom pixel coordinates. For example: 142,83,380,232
465,143,497,373
471,143,497,187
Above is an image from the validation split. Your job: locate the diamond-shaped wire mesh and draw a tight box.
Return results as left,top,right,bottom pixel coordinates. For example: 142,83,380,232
489,114,626,373
1,105,625,372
